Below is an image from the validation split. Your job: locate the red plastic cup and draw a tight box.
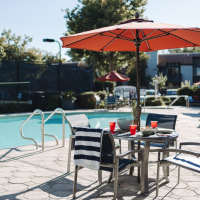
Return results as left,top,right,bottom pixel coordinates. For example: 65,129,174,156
109,122,116,134
130,125,137,135
151,121,158,128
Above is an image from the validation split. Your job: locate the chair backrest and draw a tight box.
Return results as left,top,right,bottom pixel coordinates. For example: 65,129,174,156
146,113,177,130
66,114,90,135
106,96,116,104
73,127,115,170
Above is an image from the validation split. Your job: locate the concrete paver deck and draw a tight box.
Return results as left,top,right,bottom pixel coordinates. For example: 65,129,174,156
0,106,200,199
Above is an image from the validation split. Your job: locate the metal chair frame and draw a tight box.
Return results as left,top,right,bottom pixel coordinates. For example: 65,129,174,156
156,142,200,196
73,131,143,200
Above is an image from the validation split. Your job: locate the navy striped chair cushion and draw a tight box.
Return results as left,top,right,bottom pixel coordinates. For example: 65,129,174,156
74,127,103,170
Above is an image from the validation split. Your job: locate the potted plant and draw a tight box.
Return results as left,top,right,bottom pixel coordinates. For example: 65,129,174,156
61,91,76,110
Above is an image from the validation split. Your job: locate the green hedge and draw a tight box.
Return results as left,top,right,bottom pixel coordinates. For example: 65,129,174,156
96,90,107,100
94,81,115,93
75,91,96,109
160,96,171,105
193,87,200,96
177,86,193,96
143,97,165,106
45,94,61,111
0,103,33,114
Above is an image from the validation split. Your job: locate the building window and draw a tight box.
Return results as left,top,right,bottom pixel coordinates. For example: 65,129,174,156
194,66,200,76
168,66,179,76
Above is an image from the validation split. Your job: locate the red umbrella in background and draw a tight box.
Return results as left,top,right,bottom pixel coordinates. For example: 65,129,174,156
61,13,200,128
97,71,130,82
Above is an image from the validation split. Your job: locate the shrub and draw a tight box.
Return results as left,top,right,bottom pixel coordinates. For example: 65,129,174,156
0,103,33,114
94,80,115,93
172,96,186,106
160,96,171,105
45,94,61,111
192,87,200,96
177,86,193,96
62,91,76,101
76,91,96,109
94,81,104,91
143,97,165,106
105,82,115,93
96,90,107,100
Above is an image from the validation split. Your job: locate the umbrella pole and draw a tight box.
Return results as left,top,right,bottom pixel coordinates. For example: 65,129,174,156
134,35,141,130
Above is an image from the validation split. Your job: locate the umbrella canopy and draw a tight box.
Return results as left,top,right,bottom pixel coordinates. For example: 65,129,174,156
97,71,130,82
61,14,200,128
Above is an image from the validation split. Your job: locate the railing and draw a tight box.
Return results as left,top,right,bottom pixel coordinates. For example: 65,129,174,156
142,95,189,110
19,109,44,151
167,95,189,108
44,108,66,147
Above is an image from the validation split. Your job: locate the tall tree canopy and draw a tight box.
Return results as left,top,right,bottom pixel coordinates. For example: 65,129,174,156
64,0,148,85
0,29,62,65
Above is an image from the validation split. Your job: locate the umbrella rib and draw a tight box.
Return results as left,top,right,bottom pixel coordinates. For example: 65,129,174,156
62,32,103,47
100,29,127,51
101,30,135,43
141,29,176,42
158,29,198,46
141,31,151,51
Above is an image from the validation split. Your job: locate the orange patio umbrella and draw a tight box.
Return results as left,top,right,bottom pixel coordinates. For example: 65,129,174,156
61,13,200,128
97,71,130,82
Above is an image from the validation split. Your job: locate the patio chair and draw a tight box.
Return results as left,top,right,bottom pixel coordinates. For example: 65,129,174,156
145,113,177,149
156,142,200,196
66,114,121,173
72,127,142,200
105,96,118,109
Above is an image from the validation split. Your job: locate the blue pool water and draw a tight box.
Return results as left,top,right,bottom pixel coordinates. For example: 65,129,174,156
0,112,147,149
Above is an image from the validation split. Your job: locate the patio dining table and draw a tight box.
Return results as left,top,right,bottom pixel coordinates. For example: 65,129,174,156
113,129,179,194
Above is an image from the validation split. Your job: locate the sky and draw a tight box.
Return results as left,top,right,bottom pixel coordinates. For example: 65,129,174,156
1,0,200,60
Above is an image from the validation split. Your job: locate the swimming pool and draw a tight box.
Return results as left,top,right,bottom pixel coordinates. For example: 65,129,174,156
0,112,147,149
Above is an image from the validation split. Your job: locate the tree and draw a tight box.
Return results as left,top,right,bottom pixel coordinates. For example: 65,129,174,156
0,29,45,63
168,47,200,53
151,73,167,92
64,0,147,77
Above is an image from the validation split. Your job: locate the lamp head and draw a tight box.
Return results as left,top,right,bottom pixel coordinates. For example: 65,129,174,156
43,38,55,42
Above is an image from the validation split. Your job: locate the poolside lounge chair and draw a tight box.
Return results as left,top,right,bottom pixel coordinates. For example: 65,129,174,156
72,127,142,200
66,114,121,173
156,142,200,196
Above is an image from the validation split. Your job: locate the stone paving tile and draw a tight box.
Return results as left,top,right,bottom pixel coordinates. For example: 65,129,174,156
0,107,200,200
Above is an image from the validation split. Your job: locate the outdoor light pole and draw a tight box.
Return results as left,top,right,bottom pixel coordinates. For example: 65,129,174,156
43,38,62,94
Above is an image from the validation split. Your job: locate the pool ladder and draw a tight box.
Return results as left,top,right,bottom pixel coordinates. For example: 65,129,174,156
19,108,66,151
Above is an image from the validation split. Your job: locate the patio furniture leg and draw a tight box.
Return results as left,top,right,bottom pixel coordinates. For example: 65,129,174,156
73,165,78,199
137,141,141,183
129,141,135,175
162,149,169,182
156,160,160,197
141,141,150,194
98,170,102,185
108,172,113,183
119,139,122,154
67,135,73,173
113,159,119,200
178,166,180,184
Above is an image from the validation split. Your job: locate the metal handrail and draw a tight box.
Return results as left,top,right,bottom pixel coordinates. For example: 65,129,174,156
19,109,44,150
44,108,66,147
167,95,189,108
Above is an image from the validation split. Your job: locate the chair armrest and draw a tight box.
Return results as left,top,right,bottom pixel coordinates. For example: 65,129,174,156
180,142,200,149
157,149,200,161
